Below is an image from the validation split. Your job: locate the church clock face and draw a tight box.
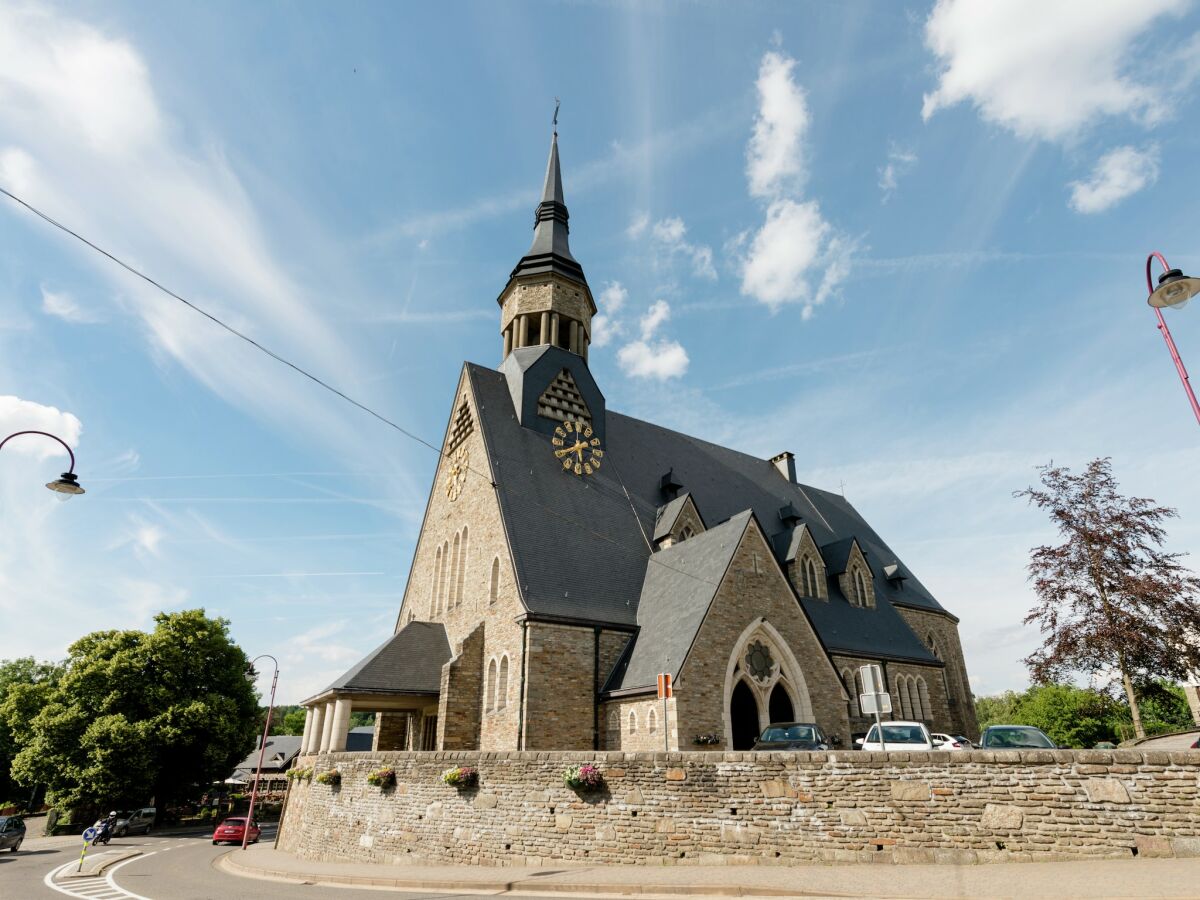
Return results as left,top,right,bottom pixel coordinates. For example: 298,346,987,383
552,420,603,476
444,446,469,501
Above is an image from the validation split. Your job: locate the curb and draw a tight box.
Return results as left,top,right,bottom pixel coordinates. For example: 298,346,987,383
217,851,845,898
61,849,143,879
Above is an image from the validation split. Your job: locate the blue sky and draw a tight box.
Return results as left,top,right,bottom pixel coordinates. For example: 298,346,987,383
2,1,1199,704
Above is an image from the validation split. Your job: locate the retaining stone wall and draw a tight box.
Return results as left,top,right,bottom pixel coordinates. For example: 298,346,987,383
280,749,1200,867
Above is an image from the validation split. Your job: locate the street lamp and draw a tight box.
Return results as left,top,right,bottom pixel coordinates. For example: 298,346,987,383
242,655,279,851
1145,252,1200,427
0,430,85,499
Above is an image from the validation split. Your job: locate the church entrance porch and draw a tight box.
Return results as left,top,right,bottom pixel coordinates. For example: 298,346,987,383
730,680,760,750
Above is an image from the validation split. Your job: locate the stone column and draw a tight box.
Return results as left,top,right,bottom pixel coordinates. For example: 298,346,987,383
569,320,579,355
503,326,511,358
539,311,550,346
518,314,529,349
581,331,588,361
300,708,314,754
318,700,336,753
305,704,324,754
550,313,560,347
329,698,353,752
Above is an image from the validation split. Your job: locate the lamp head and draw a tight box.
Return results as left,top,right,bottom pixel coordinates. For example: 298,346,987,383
1149,268,1200,310
45,472,85,501
245,664,258,682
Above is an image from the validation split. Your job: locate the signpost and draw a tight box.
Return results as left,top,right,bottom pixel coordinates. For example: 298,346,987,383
656,673,673,752
857,664,892,751
78,827,96,872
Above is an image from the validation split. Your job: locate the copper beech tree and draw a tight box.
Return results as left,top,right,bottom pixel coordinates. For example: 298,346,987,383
1015,459,1200,739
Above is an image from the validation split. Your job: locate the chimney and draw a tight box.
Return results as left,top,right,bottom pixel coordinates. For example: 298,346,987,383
770,451,796,483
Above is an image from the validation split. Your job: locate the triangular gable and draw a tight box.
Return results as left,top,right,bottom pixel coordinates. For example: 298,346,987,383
652,492,705,544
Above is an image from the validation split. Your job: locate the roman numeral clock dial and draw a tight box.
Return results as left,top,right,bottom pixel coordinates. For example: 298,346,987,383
551,420,603,476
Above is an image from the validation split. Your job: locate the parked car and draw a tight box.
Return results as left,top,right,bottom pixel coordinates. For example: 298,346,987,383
1190,737,1199,749
931,732,974,750
212,817,261,845
856,721,934,751
114,807,156,837
752,722,831,750
0,816,25,852
979,725,1057,749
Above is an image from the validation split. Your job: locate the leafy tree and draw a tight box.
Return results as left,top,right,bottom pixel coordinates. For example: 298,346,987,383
1133,679,1195,737
1015,459,1200,738
8,610,259,817
0,658,64,804
277,707,307,736
974,691,1021,731
1011,683,1124,748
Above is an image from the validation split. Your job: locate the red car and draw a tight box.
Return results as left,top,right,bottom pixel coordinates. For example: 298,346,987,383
212,817,261,845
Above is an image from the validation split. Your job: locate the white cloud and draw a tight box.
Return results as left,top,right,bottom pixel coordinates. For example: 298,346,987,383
0,395,82,460
617,299,689,380
617,338,689,380
877,145,918,202
738,48,852,317
626,212,649,239
746,50,810,199
40,285,103,324
921,0,1186,142
1068,145,1160,214
650,216,717,280
591,281,628,349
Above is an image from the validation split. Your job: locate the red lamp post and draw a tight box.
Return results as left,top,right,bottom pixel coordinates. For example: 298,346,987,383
1145,252,1200,427
243,654,279,850
0,430,85,497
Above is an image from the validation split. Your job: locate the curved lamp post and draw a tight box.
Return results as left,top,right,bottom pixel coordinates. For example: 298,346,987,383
0,430,85,498
243,654,279,850
1145,252,1200,428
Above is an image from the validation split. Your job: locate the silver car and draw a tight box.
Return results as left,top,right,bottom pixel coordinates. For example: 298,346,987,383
114,807,156,836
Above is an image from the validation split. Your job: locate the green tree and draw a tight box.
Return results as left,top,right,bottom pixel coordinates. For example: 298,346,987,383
0,658,64,804
1011,683,1124,748
974,691,1022,731
277,707,307,736
8,610,259,817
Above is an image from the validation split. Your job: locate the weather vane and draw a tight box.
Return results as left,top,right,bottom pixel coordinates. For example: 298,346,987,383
553,97,560,135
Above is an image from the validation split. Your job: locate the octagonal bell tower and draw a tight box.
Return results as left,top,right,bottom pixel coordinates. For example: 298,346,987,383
497,129,596,362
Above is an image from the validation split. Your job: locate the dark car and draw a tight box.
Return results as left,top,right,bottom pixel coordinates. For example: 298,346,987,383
752,722,831,750
0,816,25,852
979,725,1057,749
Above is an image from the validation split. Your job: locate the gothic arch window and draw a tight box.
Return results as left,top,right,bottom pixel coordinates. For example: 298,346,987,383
902,677,916,719
456,527,469,606
768,682,795,724
432,545,443,616
853,568,867,607
497,655,509,710
449,533,461,608
679,525,694,542
648,707,658,734
628,709,638,734
439,541,450,613
842,668,859,716
803,556,819,597
489,557,500,604
485,658,497,712
917,677,930,720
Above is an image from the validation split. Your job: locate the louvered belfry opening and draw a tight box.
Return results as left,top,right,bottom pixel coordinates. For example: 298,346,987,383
538,368,592,426
447,399,474,452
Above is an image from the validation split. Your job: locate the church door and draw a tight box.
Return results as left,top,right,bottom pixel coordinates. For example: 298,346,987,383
730,680,761,750
768,683,795,724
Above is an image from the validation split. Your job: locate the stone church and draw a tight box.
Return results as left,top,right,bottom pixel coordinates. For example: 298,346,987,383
299,132,977,756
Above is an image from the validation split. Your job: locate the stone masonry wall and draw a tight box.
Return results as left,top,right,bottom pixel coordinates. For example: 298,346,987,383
438,623,485,750
522,623,595,750
894,606,979,737
280,749,1200,867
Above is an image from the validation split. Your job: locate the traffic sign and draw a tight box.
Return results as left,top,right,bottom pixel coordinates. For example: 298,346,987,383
82,827,97,842
859,692,892,714
656,673,673,699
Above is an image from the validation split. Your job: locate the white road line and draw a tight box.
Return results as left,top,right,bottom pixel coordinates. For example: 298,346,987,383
43,852,157,900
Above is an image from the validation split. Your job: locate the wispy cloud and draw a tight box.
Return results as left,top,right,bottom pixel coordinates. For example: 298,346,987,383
877,143,918,203
40,285,103,324
616,299,689,380
591,281,628,349
650,217,716,280
1068,145,1160,214
0,395,82,459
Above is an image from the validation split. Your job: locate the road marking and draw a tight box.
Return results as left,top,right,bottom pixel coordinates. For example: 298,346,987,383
44,853,157,900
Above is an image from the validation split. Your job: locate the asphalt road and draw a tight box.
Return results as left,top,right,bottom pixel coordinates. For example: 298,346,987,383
2,827,586,900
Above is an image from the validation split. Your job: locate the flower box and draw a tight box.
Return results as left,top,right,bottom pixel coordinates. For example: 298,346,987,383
367,767,396,789
562,763,605,791
315,769,341,786
441,766,478,788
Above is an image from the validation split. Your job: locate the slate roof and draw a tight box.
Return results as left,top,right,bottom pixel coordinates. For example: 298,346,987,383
652,492,695,542
467,361,946,665
604,511,752,693
819,537,859,575
322,621,450,695
233,735,302,773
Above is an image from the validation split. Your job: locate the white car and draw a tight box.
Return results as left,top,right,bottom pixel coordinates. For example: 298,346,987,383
856,721,934,751
931,732,974,750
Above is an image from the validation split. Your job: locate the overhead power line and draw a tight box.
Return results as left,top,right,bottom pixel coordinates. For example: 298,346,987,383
0,184,727,595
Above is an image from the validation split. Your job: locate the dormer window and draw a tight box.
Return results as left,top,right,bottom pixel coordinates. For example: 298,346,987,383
853,569,867,606
679,525,694,542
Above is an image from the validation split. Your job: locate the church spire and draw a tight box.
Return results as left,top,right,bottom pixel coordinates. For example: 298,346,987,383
497,113,597,363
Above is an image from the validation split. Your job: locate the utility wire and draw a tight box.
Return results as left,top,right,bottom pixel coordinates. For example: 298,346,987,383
1,184,729,593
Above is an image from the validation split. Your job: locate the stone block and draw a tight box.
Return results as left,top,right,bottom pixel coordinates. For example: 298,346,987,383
664,767,687,781
840,809,867,826
1134,836,1173,858
932,787,954,796
555,814,573,832
1084,779,1130,804
475,793,498,809
980,804,1024,830
623,788,644,804
890,781,931,801
1170,837,1200,858
760,779,788,798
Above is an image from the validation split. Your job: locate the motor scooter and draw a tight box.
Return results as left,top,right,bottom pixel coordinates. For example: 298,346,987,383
91,819,112,845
